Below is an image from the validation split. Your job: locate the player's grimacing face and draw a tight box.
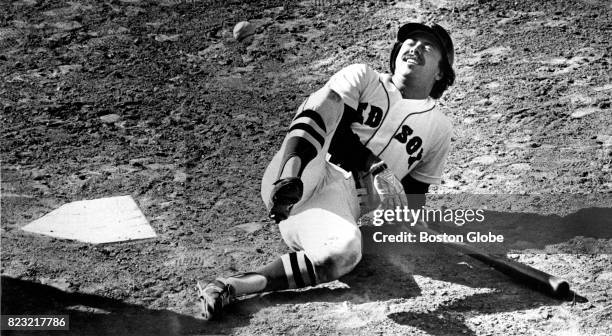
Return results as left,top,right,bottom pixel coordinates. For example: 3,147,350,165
394,33,443,82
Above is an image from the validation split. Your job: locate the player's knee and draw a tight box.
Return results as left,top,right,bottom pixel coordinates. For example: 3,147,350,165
314,229,362,282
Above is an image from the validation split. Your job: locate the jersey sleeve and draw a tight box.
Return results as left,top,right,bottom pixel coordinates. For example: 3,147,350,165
325,64,376,110
409,119,452,185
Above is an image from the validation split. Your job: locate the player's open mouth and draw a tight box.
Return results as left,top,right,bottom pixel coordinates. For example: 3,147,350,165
401,54,421,65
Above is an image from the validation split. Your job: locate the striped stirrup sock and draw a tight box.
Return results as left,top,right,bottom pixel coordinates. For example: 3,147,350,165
281,251,318,289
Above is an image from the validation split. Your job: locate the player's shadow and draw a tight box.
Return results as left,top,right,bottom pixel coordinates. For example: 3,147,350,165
455,207,612,253
361,207,612,256
235,250,567,336
386,290,553,336
0,276,238,336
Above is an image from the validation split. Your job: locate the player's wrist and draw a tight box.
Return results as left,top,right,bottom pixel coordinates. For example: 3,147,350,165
363,151,382,172
369,161,388,176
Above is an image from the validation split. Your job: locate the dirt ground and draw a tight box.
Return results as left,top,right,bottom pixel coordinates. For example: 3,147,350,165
1,0,611,335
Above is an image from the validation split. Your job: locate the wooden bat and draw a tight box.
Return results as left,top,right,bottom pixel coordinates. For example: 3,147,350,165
408,222,571,299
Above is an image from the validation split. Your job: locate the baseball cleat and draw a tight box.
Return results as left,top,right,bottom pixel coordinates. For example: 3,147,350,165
269,177,303,223
196,279,235,320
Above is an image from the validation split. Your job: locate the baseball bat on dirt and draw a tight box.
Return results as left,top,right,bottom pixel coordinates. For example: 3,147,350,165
407,222,572,299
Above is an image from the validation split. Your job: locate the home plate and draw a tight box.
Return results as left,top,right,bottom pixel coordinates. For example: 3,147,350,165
21,195,157,244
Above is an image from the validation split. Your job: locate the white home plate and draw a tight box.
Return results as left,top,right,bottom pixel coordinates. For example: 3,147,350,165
21,195,156,244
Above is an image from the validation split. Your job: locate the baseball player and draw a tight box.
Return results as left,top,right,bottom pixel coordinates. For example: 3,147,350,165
197,22,456,320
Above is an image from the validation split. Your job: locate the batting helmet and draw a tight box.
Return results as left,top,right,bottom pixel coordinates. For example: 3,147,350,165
389,22,456,98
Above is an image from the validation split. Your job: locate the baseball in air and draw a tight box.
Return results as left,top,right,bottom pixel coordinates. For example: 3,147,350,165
233,21,256,42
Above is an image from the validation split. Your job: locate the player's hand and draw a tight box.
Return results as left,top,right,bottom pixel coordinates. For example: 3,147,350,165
269,177,303,223
370,162,408,212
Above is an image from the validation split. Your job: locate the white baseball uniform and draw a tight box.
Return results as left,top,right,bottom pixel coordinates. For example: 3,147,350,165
261,64,452,278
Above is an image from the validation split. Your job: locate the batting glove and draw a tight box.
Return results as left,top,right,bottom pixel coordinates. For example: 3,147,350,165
269,177,303,223
370,161,408,212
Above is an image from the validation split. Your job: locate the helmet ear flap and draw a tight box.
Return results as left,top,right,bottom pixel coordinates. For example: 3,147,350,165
389,41,403,74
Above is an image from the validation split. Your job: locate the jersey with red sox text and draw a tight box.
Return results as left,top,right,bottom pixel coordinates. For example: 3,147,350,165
326,64,452,185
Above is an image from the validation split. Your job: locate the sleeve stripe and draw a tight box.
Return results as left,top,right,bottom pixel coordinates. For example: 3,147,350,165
286,130,324,152
292,116,326,136
293,109,327,133
289,123,325,147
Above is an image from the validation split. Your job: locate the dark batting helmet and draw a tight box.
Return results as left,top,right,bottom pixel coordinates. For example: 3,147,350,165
389,22,456,98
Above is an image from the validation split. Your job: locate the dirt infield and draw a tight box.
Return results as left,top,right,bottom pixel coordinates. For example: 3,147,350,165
1,0,611,335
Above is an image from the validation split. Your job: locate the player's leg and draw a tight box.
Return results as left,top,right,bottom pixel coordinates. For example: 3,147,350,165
263,86,345,222
199,90,348,320
279,163,362,283
199,163,361,320
199,204,361,319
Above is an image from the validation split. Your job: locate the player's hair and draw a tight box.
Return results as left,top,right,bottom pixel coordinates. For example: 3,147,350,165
389,42,455,99
430,58,455,99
